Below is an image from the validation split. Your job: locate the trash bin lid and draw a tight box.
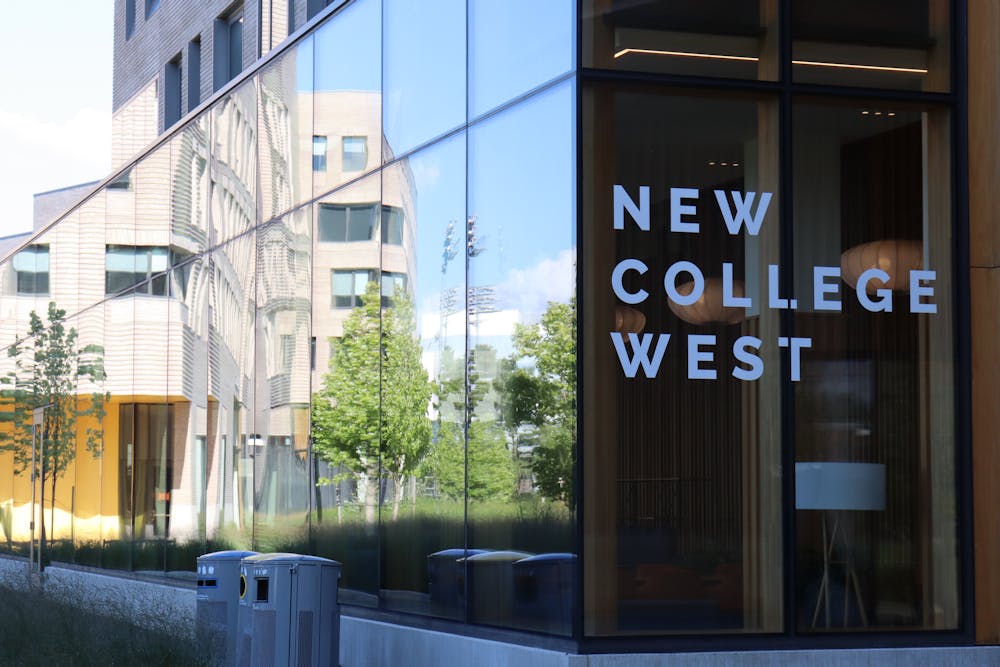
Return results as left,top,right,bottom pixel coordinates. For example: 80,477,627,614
465,550,534,563
429,548,490,559
514,553,577,564
242,552,342,566
198,550,259,562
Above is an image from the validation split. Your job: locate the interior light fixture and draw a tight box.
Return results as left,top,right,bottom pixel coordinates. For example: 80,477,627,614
613,48,757,62
613,48,929,75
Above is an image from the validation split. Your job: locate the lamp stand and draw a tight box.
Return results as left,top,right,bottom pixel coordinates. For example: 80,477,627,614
811,512,868,628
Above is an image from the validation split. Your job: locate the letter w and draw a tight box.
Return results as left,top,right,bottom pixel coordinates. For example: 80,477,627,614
610,332,670,378
714,190,772,236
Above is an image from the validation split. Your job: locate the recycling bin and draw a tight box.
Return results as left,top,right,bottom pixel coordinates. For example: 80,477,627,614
236,553,341,667
195,550,258,665
427,548,490,616
513,553,577,635
465,550,533,627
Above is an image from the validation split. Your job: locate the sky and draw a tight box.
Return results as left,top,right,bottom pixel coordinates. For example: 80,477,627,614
0,4,114,239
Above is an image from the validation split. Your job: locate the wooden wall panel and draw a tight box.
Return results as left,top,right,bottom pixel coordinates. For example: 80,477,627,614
969,0,1000,644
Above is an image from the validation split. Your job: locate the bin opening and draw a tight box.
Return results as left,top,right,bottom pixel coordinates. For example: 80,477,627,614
256,578,269,603
198,579,218,588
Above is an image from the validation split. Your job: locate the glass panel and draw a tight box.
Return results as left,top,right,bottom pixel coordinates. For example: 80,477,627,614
347,205,375,242
383,0,465,158
313,0,382,196
209,233,257,549
259,36,314,221
342,136,368,172
792,101,957,631
378,133,466,620
584,0,779,81
318,204,347,242
468,0,574,118
69,305,109,567
170,115,211,256
466,81,576,634
311,173,382,606
253,209,312,553
582,82,783,635
792,1,950,92
212,79,259,246
104,260,138,567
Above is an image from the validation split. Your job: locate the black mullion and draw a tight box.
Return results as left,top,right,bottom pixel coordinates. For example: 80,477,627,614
951,0,975,641
573,0,584,646
779,0,798,640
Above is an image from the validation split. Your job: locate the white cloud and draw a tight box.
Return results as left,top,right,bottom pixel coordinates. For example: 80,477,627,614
495,248,575,323
0,107,110,237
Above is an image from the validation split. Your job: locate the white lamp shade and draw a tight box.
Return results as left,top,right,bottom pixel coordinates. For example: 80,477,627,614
795,462,886,511
840,239,922,293
613,304,646,334
668,277,746,325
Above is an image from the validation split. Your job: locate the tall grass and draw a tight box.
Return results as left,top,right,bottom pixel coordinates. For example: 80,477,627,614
0,585,206,666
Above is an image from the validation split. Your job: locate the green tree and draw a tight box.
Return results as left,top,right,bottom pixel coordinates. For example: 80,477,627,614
0,302,108,563
312,283,432,523
426,421,515,502
504,298,576,504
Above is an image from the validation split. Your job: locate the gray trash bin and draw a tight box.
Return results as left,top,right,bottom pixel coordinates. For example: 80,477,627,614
427,548,490,616
513,553,577,634
195,550,258,665
237,553,341,667
465,550,533,627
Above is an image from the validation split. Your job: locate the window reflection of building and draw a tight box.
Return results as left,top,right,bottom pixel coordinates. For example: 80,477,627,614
12,245,49,295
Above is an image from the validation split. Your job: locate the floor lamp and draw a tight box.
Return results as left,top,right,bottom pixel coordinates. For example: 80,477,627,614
795,462,886,629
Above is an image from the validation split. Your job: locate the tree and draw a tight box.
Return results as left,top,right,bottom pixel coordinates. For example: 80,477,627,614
425,421,515,502
503,298,576,504
0,302,107,564
312,283,432,523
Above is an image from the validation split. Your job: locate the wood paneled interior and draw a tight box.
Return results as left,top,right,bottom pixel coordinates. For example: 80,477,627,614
969,0,1000,645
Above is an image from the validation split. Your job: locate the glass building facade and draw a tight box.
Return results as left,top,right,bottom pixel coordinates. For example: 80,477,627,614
0,0,977,652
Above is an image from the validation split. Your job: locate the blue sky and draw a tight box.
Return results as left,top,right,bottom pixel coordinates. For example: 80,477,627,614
0,4,114,238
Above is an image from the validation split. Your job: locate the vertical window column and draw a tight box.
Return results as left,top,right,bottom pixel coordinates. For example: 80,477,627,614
164,53,183,129
213,5,245,92
187,37,202,112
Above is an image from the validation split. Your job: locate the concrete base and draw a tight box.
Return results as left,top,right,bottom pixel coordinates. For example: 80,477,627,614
341,616,1000,667
4,556,999,666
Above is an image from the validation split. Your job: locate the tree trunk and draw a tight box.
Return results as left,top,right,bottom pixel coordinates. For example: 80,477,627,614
409,475,417,515
50,474,57,549
391,473,405,521
363,465,378,525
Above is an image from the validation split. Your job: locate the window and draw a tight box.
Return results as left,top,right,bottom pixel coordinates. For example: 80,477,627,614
332,269,375,308
108,169,132,191
313,136,328,171
318,204,376,242
342,136,368,172
228,13,244,80
380,271,407,307
164,53,183,128
381,206,404,245
125,0,136,39
12,245,49,295
105,245,190,296
213,5,244,91
187,37,201,112
279,334,295,372
145,0,160,19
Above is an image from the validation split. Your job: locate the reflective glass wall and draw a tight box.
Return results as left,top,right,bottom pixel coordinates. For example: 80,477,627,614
583,0,961,641
0,0,577,637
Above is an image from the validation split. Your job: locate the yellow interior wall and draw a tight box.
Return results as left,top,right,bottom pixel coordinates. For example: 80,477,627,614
0,395,180,544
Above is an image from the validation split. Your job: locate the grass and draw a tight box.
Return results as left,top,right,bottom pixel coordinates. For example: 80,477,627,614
0,585,206,666
0,497,575,594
